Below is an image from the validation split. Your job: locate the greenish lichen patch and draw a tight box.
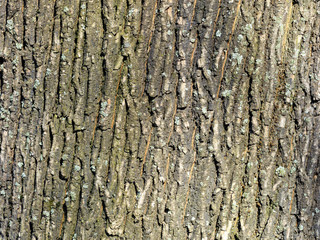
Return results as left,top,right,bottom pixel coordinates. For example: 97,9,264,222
275,166,286,177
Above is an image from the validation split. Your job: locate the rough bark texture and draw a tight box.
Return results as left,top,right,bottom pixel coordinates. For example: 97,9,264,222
0,0,320,239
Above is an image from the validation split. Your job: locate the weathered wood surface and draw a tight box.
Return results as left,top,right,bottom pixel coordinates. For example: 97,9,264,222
0,0,319,239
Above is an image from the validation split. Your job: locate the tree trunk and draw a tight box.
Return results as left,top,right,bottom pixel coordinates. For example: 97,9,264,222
0,0,319,239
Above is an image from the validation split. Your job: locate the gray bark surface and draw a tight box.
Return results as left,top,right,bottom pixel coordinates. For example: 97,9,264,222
0,0,319,239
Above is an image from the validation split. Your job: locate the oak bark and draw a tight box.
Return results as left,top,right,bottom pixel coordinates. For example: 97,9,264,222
0,0,320,239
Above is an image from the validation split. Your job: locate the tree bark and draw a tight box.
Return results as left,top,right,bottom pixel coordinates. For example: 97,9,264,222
0,0,319,239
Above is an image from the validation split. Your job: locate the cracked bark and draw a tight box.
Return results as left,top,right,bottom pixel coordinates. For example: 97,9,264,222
0,0,320,239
